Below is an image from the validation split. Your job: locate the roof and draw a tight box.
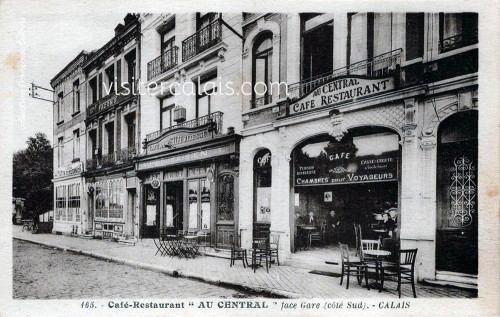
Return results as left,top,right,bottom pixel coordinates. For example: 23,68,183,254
50,50,91,88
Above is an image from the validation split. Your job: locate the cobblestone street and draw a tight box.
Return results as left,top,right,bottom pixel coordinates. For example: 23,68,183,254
13,240,255,299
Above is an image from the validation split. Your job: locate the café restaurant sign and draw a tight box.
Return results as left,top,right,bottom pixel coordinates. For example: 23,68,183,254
294,136,398,186
290,76,395,115
55,162,83,178
147,125,212,155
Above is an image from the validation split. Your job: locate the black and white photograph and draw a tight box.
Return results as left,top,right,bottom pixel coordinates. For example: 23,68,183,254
0,1,498,317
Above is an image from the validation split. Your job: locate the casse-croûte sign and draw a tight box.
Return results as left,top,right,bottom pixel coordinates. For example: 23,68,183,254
290,76,395,115
147,125,212,155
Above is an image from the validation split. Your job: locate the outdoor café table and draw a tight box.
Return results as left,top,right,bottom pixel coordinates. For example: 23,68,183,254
372,229,387,241
363,249,391,291
297,225,317,249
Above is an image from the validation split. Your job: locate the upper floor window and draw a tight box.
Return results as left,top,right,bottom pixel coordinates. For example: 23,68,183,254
57,92,64,122
124,50,137,86
104,65,115,96
197,13,220,30
301,13,333,80
439,13,478,53
125,113,136,148
58,137,64,167
406,13,425,60
160,95,174,130
252,32,273,107
73,80,80,113
72,129,80,161
89,77,98,104
196,75,217,118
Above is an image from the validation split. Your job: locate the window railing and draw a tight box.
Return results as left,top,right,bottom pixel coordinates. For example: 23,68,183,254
85,145,137,171
147,46,179,81
288,49,402,100
182,19,222,62
146,111,223,142
86,80,138,118
439,29,478,53
250,95,272,109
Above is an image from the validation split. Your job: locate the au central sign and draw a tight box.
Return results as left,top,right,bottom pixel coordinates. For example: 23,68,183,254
290,76,395,115
147,125,212,155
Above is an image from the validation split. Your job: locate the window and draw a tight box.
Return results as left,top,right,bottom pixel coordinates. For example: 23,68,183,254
55,185,67,221
162,35,175,55
95,180,124,219
89,77,98,104
124,50,137,86
301,14,334,80
252,32,273,107
254,149,272,223
188,178,211,230
125,114,136,148
68,184,81,222
73,80,80,113
406,13,425,60
57,92,64,122
105,122,115,155
217,174,234,222
109,180,124,219
196,76,217,118
72,129,80,161
160,95,174,130
197,12,219,30
439,13,478,53
104,65,115,96
89,129,97,159
58,137,64,167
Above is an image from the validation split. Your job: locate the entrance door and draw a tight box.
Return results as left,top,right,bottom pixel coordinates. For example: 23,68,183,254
164,181,183,232
436,111,478,275
143,185,159,238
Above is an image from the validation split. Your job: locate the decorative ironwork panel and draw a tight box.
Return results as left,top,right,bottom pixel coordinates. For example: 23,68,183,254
449,156,477,227
217,174,234,221
439,29,478,54
147,46,178,81
182,19,222,62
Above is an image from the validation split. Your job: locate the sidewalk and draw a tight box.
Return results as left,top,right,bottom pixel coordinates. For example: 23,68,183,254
12,227,476,299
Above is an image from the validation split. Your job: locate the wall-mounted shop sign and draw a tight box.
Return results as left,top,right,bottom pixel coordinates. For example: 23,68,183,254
138,143,236,171
146,125,212,155
55,162,83,178
293,133,399,186
289,76,395,115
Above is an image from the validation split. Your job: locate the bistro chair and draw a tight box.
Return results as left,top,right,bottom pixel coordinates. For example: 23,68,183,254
153,228,165,256
196,231,211,247
251,237,271,273
380,248,418,298
269,234,280,266
339,243,370,290
229,234,247,268
309,223,325,247
361,239,380,261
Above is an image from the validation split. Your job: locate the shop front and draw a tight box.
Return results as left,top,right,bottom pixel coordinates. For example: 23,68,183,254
291,128,401,251
137,127,240,248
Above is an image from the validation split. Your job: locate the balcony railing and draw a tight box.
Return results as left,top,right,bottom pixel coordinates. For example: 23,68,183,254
146,111,223,142
288,49,402,100
182,19,222,62
439,29,478,53
147,46,179,81
250,95,272,109
85,145,137,171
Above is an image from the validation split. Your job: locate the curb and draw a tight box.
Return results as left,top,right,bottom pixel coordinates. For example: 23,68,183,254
14,237,304,298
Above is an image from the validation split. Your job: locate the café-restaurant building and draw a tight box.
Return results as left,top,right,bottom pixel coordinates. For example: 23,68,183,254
238,13,478,286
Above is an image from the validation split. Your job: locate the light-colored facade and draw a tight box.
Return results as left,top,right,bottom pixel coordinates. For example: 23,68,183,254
238,13,478,286
51,51,89,235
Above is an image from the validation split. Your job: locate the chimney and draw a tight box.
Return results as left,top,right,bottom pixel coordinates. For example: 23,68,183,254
114,23,125,36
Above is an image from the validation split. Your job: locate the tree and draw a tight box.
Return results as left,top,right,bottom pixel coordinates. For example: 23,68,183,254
12,133,53,218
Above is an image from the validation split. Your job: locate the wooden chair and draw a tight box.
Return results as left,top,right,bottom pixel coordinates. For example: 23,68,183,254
360,239,380,260
339,243,370,290
380,249,418,298
269,234,280,266
229,234,247,268
251,237,270,273
309,223,325,247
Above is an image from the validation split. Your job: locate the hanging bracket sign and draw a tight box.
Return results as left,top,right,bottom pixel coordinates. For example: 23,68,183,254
289,76,395,115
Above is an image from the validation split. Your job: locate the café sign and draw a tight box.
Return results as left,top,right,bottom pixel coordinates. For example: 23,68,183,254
147,125,212,155
290,76,395,115
55,162,83,178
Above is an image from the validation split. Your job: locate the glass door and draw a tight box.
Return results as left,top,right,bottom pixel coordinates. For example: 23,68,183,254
164,181,183,233
188,179,211,231
143,185,159,238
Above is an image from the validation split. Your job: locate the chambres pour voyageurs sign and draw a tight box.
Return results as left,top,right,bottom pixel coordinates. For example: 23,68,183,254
289,76,395,115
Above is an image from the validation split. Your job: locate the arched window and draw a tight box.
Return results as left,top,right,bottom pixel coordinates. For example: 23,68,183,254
251,33,273,108
253,149,272,238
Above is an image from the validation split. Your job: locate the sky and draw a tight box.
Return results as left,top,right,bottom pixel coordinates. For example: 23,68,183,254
2,5,125,154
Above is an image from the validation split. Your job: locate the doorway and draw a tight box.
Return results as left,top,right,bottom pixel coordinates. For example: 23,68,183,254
164,181,184,232
143,185,159,238
436,111,478,275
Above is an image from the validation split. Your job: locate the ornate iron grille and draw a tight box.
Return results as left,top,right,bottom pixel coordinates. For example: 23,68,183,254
439,29,478,53
449,156,477,227
182,19,222,62
147,46,178,81
217,174,234,221
250,95,273,109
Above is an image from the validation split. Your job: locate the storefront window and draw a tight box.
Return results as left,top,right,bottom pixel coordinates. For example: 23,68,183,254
94,180,124,220
200,179,211,229
188,180,198,229
254,149,272,223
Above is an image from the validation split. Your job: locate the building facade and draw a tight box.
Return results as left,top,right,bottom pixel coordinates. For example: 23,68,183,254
51,51,89,235
136,13,244,246
238,13,478,286
51,12,478,287
82,14,141,240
